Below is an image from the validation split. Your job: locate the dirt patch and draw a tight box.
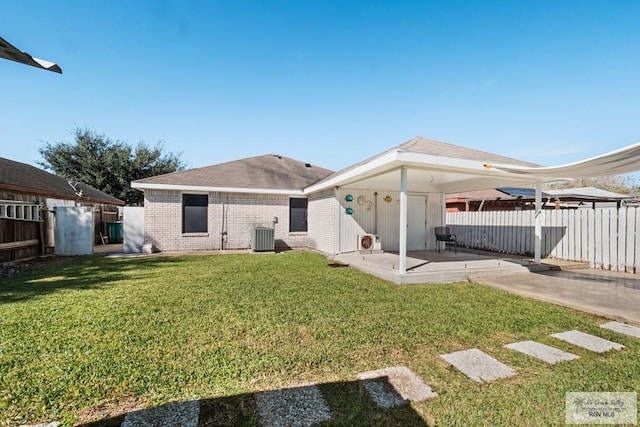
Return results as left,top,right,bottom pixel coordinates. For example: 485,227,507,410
0,256,76,278
74,396,146,426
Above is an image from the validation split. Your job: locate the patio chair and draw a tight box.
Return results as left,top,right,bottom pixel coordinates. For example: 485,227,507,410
435,227,457,253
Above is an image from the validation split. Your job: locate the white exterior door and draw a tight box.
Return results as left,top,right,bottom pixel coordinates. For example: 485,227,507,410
407,195,426,250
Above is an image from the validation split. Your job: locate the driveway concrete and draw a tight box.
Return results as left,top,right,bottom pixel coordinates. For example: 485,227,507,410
470,269,640,326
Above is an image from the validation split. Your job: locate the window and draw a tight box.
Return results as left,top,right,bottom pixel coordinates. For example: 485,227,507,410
289,198,308,232
182,194,208,233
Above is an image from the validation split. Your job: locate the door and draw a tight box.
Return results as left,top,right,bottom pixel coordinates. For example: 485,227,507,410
407,195,426,250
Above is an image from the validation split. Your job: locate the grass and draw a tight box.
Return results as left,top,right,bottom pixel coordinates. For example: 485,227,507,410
0,251,638,426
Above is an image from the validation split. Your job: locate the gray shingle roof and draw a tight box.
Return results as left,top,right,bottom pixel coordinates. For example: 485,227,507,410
311,136,539,188
0,157,124,205
398,136,539,167
133,154,334,191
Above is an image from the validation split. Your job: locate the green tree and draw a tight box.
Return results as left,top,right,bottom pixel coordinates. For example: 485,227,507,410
39,127,185,205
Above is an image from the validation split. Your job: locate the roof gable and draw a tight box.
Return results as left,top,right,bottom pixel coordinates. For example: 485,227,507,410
0,157,124,205
133,154,334,191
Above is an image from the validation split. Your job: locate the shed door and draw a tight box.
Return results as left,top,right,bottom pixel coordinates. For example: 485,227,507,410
407,195,426,250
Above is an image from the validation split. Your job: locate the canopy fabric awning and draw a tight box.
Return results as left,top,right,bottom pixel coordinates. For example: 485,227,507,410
0,36,62,73
488,142,640,179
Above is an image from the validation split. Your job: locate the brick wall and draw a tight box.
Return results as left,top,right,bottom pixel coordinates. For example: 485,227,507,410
143,190,311,251
308,189,336,254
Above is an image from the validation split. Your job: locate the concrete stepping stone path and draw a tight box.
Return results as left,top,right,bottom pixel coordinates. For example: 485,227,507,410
551,330,624,353
121,400,200,427
600,321,640,339
440,348,516,383
254,383,332,427
504,340,579,364
357,365,437,408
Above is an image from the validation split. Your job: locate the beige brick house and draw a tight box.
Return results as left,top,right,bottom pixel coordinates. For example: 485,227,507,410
132,136,640,272
131,154,335,253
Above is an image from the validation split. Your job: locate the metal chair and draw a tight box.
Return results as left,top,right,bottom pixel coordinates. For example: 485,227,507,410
435,226,457,253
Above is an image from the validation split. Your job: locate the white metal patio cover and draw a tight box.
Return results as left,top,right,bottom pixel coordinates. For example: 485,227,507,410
305,138,640,273
0,36,62,73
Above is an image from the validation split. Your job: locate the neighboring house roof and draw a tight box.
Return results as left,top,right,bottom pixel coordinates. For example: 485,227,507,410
0,157,125,205
546,187,633,200
447,186,632,202
132,154,334,194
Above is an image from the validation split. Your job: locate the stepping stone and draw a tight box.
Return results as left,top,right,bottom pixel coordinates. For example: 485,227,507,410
600,321,640,339
255,383,331,427
19,423,60,427
121,400,200,427
505,340,579,364
551,330,624,353
440,348,516,383
357,365,437,408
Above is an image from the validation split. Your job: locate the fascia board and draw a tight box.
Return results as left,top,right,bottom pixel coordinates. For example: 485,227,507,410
130,182,304,195
303,151,400,194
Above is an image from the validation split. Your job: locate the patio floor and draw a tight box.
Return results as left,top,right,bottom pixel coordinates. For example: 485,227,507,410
332,249,582,284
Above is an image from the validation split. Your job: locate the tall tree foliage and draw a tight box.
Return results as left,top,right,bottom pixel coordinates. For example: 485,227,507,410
39,128,185,205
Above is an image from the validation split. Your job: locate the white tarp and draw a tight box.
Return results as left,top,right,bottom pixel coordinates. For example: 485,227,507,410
489,142,640,179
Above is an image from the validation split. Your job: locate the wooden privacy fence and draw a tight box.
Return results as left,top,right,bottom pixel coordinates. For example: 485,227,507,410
446,208,640,273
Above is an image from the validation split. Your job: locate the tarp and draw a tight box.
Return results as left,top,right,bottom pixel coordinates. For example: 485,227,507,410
490,142,640,179
0,36,62,73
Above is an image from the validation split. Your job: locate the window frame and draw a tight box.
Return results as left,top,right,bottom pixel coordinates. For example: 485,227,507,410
289,197,308,233
182,193,208,234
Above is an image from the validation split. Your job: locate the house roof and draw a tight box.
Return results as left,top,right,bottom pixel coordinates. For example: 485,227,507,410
305,136,547,194
132,154,334,193
0,157,124,205
312,137,538,190
397,137,538,167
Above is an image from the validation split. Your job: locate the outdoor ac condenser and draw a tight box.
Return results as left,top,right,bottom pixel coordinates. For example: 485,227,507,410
251,227,275,252
358,234,381,251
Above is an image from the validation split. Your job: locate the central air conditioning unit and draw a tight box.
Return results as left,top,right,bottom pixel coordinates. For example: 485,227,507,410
358,234,381,251
251,227,275,252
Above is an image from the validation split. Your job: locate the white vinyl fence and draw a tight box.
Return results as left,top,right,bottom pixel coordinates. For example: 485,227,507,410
446,208,640,273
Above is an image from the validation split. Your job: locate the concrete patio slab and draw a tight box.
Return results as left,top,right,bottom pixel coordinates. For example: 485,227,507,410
334,250,537,284
600,321,640,339
551,330,625,353
440,348,516,383
504,340,579,364
357,365,437,408
255,383,331,427
121,400,200,427
471,269,640,326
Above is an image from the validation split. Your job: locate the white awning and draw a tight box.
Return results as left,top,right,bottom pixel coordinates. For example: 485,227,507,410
0,36,62,73
488,142,640,179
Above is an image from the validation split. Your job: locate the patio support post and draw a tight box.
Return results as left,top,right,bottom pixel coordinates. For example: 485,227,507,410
534,181,542,264
399,166,408,274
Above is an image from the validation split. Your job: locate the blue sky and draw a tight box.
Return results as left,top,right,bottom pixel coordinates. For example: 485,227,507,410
2,1,640,175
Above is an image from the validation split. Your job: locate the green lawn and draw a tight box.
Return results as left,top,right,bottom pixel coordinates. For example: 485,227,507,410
0,251,638,426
